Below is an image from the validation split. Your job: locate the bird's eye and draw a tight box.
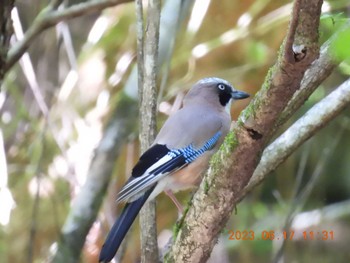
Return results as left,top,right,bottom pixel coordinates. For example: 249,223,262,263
217,84,225,90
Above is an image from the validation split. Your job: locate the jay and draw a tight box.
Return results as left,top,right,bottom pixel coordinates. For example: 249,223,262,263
99,77,249,262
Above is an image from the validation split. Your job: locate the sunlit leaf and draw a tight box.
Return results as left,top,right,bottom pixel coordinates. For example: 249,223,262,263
338,60,350,75
331,27,350,60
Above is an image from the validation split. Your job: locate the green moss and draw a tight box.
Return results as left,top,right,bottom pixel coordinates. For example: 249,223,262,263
163,252,174,263
173,215,183,237
262,64,275,90
172,199,191,238
224,131,239,153
277,39,286,61
204,178,209,194
221,227,229,234
238,63,276,127
237,102,255,126
208,152,222,178
208,131,239,178
209,151,220,168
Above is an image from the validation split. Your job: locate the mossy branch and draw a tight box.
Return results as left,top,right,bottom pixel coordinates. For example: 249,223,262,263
166,1,324,262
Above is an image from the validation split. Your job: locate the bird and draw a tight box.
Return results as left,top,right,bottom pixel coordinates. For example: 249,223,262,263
99,77,250,262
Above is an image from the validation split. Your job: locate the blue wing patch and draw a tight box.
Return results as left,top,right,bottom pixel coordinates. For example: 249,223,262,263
117,131,222,202
168,131,222,163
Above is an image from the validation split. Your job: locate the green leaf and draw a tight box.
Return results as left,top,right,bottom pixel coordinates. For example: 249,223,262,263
331,27,350,60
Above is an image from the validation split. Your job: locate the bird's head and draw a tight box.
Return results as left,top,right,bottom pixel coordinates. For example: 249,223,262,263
184,77,250,108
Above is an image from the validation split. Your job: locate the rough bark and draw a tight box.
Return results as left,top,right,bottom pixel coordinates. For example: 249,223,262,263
138,0,161,262
0,0,14,84
166,1,323,262
239,24,348,198
277,22,349,126
243,77,350,200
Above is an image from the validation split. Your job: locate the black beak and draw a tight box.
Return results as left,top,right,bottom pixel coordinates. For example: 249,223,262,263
231,90,250,100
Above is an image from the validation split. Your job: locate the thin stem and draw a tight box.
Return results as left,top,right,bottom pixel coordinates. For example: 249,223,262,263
138,0,161,262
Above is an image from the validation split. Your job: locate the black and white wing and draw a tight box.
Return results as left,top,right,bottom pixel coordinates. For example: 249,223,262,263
116,131,222,203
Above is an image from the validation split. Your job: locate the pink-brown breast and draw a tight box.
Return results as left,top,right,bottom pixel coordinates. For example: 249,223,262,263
165,151,213,192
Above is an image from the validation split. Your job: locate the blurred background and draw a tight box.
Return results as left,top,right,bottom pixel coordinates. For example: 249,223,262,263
1,0,350,262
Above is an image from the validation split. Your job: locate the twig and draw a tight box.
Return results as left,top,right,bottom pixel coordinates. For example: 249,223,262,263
12,7,72,168
48,0,131,22
50,0,64,10
11,7,49,116
56,20,78,70
6,0,132,72
292,199,350,227
272,142,311,262
273,129,344,263
295,129,343,212
138,0,161,262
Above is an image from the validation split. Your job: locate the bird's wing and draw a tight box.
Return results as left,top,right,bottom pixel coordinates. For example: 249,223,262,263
154,104,228,149
116,130,222,203
117,106,228,203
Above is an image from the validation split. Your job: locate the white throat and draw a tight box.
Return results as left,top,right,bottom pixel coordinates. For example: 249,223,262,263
225,99,233,116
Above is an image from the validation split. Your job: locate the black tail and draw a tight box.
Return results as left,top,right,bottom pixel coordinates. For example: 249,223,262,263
99,187,155,262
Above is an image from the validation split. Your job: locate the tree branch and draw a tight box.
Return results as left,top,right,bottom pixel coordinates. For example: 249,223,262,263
284,0,301,63
237,22,350,200
167,1,323,262
138,0,161,262
49,0,64,10
278,21,350,126
243,77,350,199
6,0,132,73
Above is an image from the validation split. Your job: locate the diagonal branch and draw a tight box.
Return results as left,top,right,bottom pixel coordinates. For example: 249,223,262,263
237,24,349,199
238,22,350,201
278,21,350,126
243,77,350,200
6,0,132,73
167,1,323,262
49,0,64,10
